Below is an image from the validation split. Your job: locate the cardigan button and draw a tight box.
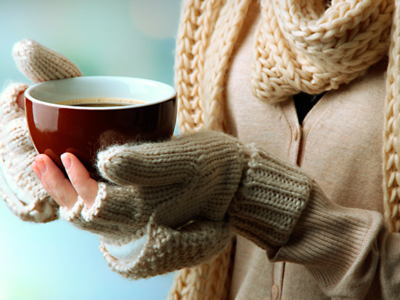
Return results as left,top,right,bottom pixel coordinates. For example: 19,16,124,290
271,284,280,300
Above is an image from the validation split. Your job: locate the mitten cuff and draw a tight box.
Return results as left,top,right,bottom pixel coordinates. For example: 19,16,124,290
228,144,312,250
100,219,233,279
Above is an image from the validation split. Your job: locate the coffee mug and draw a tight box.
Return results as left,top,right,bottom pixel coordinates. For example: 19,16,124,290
24,76,177,179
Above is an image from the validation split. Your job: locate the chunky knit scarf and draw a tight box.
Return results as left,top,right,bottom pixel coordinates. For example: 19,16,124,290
171,0,399,299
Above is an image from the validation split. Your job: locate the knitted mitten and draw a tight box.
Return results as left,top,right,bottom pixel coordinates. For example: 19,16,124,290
0,39,82,222
60,130,312,278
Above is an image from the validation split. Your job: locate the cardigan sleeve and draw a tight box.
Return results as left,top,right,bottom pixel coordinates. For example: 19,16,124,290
93,176,399,299
268,182,400,299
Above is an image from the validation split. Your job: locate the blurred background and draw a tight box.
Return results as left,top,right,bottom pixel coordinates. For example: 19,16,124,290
0,0,182,299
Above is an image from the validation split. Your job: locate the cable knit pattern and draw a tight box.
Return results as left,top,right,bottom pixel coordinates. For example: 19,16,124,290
383,0,400,232
174,0,240,295
0,39,82,222
174,0,223,133
229,144,312,249
202,0,251,131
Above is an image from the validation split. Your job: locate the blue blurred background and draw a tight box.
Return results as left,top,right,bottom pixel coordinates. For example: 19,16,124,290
0,0,182,299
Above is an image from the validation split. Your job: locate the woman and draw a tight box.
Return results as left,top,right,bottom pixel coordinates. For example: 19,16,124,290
2,0,400,299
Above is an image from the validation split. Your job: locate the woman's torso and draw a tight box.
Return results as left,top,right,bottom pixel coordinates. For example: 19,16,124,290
224,2,385,299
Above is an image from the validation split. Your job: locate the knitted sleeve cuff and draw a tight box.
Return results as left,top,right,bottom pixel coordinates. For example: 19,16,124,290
270,182,383,291
228,144,312,249
99,219,233,279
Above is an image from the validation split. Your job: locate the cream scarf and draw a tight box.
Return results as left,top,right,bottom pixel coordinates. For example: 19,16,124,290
169,0,398,299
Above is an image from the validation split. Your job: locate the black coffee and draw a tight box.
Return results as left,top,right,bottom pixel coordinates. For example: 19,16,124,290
57,97,145,107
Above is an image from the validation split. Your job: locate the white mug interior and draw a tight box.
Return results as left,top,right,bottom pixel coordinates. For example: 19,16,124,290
25,76,176,110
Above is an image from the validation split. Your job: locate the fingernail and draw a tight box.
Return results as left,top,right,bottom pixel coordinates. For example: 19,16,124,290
36,158,47,174
61,154,72,171
31,162,42,180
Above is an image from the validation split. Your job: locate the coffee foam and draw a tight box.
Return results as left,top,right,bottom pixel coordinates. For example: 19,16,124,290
57,97,145,106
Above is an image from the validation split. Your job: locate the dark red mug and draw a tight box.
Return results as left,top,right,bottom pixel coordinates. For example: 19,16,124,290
24,76,177,180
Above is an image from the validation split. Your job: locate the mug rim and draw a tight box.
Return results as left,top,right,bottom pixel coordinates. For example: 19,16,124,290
25,76,177,110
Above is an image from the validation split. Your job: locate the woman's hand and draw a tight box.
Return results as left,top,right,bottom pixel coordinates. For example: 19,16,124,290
31,153,98,210
0,39,82,223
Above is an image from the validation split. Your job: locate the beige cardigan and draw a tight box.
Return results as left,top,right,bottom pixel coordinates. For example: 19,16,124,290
169,1,400,299
1,1,398,299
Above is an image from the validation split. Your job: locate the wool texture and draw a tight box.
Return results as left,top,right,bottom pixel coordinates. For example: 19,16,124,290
0,84,59,222
59,130,312,281
229,143,311,249
173,0,398,298
2,0,400,299
61,131,245,243
167,241,234,300
0,39,82,222
251,0,392,102
174,0,224,133
383,0,400,232
100,219,232,280
13,39,82,83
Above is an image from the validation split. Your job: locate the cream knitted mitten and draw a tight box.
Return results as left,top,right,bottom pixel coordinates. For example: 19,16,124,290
61,130,312,279
0,39,82,222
